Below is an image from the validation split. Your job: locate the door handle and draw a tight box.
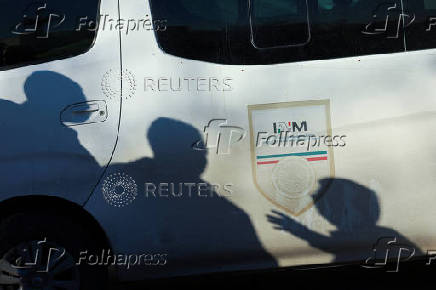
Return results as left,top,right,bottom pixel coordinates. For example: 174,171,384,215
72,107,99,114
60,100,107,127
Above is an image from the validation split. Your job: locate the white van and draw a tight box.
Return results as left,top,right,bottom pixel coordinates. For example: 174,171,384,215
1,0,436,288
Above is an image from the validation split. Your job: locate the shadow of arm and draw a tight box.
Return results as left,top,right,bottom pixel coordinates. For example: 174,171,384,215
267,210,330,250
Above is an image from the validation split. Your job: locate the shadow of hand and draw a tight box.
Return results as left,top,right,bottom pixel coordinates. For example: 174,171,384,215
266,210,304,233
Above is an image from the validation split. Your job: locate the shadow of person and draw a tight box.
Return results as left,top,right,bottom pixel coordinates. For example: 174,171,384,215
267,178,423,266
107,117,277,272
0,71,100,198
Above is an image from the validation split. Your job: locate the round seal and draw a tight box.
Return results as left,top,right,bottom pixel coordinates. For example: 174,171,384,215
272,156,316,199
101,68,136,100
102,172,138,207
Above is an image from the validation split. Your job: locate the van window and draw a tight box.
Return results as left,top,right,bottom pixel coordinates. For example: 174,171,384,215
0,0,100,70
249,0,310,49
148,0,239,64
404,0,436,51
150,0,406,65
425,0,436,9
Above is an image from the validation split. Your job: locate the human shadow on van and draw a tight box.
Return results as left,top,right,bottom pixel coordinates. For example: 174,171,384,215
0,71,100,201
106,117,278,273
267,178,423,268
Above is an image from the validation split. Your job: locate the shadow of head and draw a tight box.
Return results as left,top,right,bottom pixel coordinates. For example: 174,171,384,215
24,70,87,107
23,71,90,123
313,178,381,230
147,117,207,176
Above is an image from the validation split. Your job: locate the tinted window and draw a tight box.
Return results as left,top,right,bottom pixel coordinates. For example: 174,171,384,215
310,0,405,59
0,0,100,70
148,0,238,64
404,0,436,51
150,0,406,65
425,0,436,9
250,0,310,48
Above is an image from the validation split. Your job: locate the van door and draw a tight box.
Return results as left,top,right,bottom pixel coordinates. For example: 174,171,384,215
0,0,122,204
86,0,436,280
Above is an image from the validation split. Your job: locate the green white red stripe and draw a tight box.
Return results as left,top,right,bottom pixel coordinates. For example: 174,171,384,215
256,150,328,165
